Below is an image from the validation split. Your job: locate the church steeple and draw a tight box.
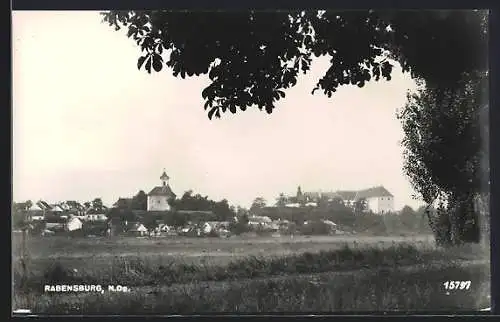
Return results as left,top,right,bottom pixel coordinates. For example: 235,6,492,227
160,169,169,186
297,185,303,198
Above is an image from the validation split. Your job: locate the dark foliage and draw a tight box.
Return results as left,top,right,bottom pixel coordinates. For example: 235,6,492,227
397,72,489,245
101,10,487,119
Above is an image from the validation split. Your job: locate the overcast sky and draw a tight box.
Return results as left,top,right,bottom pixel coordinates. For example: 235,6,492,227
12,11,425,210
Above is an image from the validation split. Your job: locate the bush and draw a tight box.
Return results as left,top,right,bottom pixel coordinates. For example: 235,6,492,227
300,221,331,235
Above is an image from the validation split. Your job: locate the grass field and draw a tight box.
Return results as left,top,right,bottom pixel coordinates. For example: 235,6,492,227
12,233,491,314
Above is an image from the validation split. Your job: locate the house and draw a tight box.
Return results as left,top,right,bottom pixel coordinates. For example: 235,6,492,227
248,215,273,228
147,170,176,211
279,185,395,214
50,204,66,213
37,200,52,211
354,186,394,214
127,222,148,236
65,216,83,232
201,222,213,234
201,221,230,234
45,216,66,232
205,221,230,229
281,187,340,207
29,203,45,212
83,214,108,222
156,223,171,232
268,221,280,231
321,219,338,233
334,191,358,207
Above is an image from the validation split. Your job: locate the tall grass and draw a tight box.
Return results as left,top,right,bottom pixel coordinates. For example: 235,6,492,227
14,243,487,293
13,261,489,314
13,241,490,314
13,244,484,292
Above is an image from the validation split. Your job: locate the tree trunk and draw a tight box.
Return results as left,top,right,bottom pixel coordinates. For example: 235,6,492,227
427,205,452,247
454,193,480,244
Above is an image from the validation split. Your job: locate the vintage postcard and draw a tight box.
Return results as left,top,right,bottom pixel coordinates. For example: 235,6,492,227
12,9,490,315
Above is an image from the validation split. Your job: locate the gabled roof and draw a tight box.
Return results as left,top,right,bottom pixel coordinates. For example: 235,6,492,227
355,186,393,199
51,204,66,212
303,192,321,199
148,185,176,197
37,200,52,210
30,203,44,211
248,215,272,223
320,192,340,199
335,191,357,200
67,217,82,224
321,219,337,226
129,223,147,232
65,200,84,210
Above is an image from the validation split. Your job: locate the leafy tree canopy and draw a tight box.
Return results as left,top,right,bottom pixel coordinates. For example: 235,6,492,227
130,190,148,211
171,190,236,221
250,197,267,211
397,71,488,205
397,71,488,245
102,10,487,119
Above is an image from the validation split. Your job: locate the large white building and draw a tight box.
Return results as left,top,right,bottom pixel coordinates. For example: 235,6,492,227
279,185,395,214
147,170,176,211
354,186,395,214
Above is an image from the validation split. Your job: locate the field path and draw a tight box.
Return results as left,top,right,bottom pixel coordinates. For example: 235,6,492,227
130,258,489,295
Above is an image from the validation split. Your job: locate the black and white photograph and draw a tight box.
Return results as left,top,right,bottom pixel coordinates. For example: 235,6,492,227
12,9,491,314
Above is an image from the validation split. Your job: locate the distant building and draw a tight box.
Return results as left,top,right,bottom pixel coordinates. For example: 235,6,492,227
36,200,52,212
147,170,177,211
82,214,108,222
248,215,273,228
65,217,83,231
127,222,148,236
334,191,357,207
277,185,395,214
355,186,394,214
29,202,44,212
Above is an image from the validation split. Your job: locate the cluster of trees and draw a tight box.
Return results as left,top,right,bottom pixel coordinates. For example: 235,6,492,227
107,189,238,230
102,10,488,245
398,72,489,245
255,203,431,236
170,190,236,221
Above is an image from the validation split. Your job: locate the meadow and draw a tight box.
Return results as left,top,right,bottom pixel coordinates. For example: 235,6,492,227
12,233,491,314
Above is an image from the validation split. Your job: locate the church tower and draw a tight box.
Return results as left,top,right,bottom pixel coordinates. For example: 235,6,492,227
147,169,176,212
160,169,169,187
296,185,305,204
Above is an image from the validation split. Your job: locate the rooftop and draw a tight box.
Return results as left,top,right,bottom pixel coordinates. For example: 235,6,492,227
355,186,394,199
148,185,176,197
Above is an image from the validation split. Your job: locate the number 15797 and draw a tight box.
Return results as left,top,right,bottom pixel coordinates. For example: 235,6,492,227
443,280,471,290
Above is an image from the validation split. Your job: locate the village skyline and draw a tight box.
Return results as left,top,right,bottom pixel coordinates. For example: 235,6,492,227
13,182,408,212
13,11,425,211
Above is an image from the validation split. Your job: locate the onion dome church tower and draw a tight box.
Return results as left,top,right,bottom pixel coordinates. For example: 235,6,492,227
147,169,177,211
